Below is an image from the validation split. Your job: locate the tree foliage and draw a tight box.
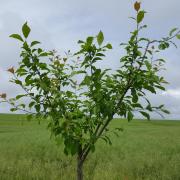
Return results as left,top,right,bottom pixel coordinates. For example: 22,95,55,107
1,2,179,180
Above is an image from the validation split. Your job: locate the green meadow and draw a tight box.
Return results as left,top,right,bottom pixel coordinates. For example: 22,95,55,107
0,114,180,180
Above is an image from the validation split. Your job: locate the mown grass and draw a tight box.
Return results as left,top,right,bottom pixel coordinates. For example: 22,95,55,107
0,113,180,180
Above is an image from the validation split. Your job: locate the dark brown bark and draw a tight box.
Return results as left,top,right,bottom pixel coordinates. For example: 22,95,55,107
77,146,83,180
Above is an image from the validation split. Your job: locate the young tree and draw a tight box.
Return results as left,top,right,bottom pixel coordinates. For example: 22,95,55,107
1,2,180,180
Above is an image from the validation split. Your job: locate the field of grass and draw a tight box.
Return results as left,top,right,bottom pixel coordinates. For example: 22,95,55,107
0,114,180,180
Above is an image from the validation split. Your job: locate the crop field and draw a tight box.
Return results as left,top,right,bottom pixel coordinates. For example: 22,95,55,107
0,114,180,180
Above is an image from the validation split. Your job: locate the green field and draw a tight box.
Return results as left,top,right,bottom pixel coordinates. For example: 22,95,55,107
0,114,180,180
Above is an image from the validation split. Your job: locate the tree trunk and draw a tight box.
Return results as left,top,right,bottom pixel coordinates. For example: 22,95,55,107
77,147,83,180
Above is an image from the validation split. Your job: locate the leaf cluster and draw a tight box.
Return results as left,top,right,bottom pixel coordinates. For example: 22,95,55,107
1,2,179,158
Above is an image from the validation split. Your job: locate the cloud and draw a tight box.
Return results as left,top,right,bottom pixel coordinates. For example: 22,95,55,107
0,0,180,119
162,88,180,99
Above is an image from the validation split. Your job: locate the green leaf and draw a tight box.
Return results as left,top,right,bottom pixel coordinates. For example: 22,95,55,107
16,94,25,100
86,36,94,45
159,104,164,109
131,89,138,103
146,104,152,111
81,76,91,86
22,22,31,38
132,103,143,109
127,111,133,121
92,57,102,63
169,28,177,36
106,43,112,49
29,101,35,108
176,34,180,40
39,63,47,69
39,52,49,57
132,94,138,103
31,41,40,47
144,86,156,93
140,111,150,120
19,104,25,109
66,91,73,98
16,68,27,76
144,60,152,70
161,109,170,114
40,82,48,90
35,104,40,112
96,53,105,57
9,34,24,42
25,75,32,85
158,42,169,50
78,40,84,44
64,148,69,155
15,79,22,85
155,85,165,91
23,41,29,51
38,48,43,54
137,11,145,23
97,31,104,46
10,108,17,112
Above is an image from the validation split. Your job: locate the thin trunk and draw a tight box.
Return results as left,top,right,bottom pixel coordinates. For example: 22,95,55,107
77,147,83,180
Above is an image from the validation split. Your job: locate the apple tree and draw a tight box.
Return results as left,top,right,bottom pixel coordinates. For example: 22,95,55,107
0,2,179,180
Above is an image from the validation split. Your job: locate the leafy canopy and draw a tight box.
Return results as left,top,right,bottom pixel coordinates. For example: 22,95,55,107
1,2,180,158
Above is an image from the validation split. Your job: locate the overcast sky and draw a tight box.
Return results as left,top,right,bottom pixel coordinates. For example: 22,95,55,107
0,0,180,119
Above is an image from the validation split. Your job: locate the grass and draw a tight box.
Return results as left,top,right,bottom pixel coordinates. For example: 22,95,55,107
0,113,180,180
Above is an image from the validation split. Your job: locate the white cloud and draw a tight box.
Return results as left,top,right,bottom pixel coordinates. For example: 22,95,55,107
162,88,180,99
0,0,180,119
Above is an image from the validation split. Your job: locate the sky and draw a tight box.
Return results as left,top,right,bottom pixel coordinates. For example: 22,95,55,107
0,0,180,119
